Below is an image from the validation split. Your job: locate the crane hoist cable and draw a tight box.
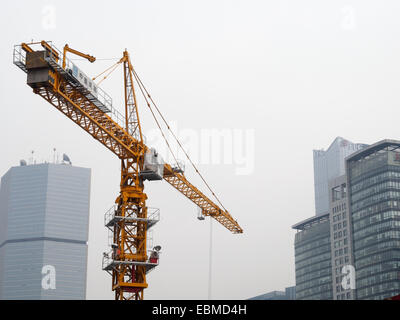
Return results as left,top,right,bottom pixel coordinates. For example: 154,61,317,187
71,57,120,61
131,67,229,213
92,60,122,85
131,69,183,169
136,80,182,171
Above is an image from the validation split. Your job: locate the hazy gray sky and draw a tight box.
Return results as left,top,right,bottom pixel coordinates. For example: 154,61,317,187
2,0,400,299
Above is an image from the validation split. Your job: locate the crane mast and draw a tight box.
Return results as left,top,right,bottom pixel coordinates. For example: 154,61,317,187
113,50,148,300
13,41,243,300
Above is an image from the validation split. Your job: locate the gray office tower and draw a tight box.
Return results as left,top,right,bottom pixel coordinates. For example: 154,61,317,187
293,137,367,300
0,162,91,299
313,137,367,216
346,140,400,300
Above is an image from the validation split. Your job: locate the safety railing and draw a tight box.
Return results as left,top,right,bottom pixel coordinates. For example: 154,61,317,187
13,42,130,131
102,249,160,271
104,205,160,227
13,44,27,73
45,42,114,113
172,160,185,173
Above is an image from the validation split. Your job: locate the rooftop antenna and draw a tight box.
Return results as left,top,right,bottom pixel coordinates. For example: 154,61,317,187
63,153,72,165
30,150,34,165
53,148,56,164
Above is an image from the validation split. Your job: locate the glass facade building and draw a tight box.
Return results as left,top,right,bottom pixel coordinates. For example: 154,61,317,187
347,140,400,300
292,137,365,300
0,163,91,299
293,214,333,300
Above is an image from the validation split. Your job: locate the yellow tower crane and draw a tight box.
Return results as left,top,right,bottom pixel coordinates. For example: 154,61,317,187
13,41,243,300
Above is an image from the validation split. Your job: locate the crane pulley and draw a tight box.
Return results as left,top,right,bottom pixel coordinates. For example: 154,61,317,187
13,40,243,300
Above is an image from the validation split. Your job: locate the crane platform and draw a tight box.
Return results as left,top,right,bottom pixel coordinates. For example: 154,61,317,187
104,205,160,230
102,251,159,275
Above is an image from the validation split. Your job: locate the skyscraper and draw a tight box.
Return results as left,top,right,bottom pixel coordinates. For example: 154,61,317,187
294,137,400,300
0,162,91,299
293,137,367,300
346,140,400,299
313,137,367,216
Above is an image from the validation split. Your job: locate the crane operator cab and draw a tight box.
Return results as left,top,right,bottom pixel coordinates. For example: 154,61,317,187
140,148,164,181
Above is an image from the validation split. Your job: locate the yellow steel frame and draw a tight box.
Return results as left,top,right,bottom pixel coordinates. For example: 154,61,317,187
17,41,243,300
113,50,148,300
163,164,242,233
62,44,96,69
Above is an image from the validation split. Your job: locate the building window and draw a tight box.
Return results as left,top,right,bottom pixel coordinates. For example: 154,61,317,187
333,186,341,201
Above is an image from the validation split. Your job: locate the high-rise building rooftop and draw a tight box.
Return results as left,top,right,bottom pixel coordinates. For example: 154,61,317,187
313,137,367,216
